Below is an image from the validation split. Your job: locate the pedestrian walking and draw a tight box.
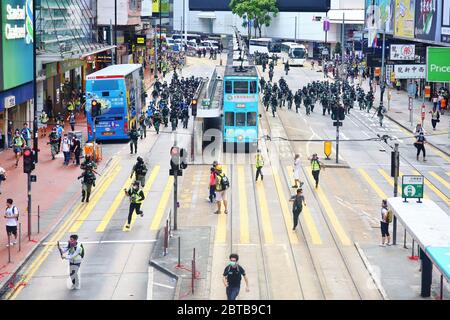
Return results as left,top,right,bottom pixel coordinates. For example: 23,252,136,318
309,153,324,188
414,132,427,161
139,112,147,139
292,189,306,230
0,166,5,194
379,200,392,246
214,165,229,214
67,112,76,131
58,234,84,289
56,124,64,153
208,167,216,203
39,111,49,137
128,126,139,154
284,60,290,75
78,165,96,202
61,134,71,166
48,127,59,160
222,253,249,300
255,149,264,181
292,154,303,188
4,199,19,247
12,130,26,167
20,122,32,147
430,108,440,130
124,181,145,229
72,135,81,166
131,156,148,188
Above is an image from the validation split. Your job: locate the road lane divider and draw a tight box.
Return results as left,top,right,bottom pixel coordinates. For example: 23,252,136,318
149,176,174,230
255,181,274,244
5,156,120,300
237,165,250,244
358,168,388,200
122,165,161,231
413,170,450,206
286,166,322,245
429,171,450,191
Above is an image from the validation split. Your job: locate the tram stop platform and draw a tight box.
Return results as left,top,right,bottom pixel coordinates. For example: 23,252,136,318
387,197,450,299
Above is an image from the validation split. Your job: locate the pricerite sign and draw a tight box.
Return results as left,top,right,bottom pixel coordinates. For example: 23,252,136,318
427,47,450,82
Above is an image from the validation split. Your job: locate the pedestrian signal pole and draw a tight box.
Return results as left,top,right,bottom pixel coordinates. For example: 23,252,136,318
336,122,340,164
392,143,400,245
23,147,35,240
171,145,179,231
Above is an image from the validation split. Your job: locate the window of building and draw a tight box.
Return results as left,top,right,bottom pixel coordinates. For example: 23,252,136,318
225,112,234,126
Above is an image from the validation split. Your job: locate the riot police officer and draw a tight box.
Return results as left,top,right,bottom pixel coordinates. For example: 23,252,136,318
131,156,148,188
78,164,96,202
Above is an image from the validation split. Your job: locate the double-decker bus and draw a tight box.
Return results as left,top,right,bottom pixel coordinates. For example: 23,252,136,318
85,64,144,141
223,54,259,152
280,42,307,66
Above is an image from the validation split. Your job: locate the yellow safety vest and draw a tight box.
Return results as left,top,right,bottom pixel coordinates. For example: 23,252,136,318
311,159,320,171
256,154,264,168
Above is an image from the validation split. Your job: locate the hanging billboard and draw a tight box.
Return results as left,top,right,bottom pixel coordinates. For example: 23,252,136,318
442,0,450,43
394,0,416,38
0,0,34,91
414,0,441,41
427,47,450,82
390,44,416,60
365,0,395,33
189,0,331,12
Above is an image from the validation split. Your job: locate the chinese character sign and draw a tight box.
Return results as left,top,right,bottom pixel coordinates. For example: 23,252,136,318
390,44,416,60
394,64,426,78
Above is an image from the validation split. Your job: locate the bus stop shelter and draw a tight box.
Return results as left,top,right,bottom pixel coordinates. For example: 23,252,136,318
387,197,450,298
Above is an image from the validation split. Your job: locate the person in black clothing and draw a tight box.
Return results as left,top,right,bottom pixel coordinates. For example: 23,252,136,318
129,126,139,154
292,188,306,230
222,253,249,300
124,181,145,229
415,132,427,161
72,135,81,165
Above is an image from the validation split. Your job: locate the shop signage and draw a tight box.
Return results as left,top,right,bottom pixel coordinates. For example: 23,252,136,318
390,44,415,60
4,95,15,109
59,59,85,74
427,47,450,82
1,0,34,91
96,53,112,63
394,0,416,39
394,64,426,79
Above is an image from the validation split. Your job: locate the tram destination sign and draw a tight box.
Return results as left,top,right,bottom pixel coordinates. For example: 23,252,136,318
402,175,424,201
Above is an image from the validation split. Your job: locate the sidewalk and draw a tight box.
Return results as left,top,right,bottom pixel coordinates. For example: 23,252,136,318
0,114,111,289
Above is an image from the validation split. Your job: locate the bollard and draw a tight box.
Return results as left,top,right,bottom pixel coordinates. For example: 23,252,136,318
38,205,40,234
403,229,407,249
163,223,168,256
191,260,195,295
440,274,444,300
177,237,181,267
19,223,22,252
7,233,11,263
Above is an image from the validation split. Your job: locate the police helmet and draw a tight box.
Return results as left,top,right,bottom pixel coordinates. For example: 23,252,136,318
137,156,143,163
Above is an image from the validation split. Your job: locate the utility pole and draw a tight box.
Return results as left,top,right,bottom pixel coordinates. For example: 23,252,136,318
27,172,32,240
336,122,340,164
114,0,117,63
33,0,38,163
342,12,345,61
110,19,114,64
159,0,162,73
392,143,399,245
294,16,297,42
379,28,386,112
183,0,187,46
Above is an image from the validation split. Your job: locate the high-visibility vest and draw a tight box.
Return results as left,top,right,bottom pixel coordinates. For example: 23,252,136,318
311,159,320,171
256,154,264,168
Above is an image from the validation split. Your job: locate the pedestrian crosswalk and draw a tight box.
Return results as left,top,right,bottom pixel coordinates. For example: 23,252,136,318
65,159,449,247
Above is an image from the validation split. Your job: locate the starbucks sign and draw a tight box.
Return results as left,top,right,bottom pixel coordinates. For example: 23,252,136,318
427,47,450,83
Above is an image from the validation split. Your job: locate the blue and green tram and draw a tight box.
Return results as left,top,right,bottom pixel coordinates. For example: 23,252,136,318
222,65,259,152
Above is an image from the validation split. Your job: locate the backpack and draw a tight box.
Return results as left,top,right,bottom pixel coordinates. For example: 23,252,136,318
386,209,393,224
136,163,148,175
13,206,19,221
79,243,85,258
220,174,230,190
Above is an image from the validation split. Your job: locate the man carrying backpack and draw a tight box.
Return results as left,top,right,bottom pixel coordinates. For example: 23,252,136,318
4,198,19,247
124,181,145,229
131,156,148,188
58,234,84,289
214,165,229,214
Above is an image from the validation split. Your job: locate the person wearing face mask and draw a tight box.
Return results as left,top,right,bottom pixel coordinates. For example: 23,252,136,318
58,234,84,290
124,181,145,230
222,253,249,300
12,130,26,167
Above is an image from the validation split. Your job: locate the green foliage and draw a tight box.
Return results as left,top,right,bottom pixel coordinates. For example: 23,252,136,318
334,42,342,55
230,0,278,39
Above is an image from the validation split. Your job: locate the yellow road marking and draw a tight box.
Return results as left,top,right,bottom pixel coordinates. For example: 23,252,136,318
300,166,350,246
69,166,121,232
237,166,250,244
256,181,274,244
412,170,450,206
286,166,322,245
122,165,161,231
215,165,227,244
6,156,120,300
272,169,299,244
358,168,388,199
429,171,450,190
149,176,174,230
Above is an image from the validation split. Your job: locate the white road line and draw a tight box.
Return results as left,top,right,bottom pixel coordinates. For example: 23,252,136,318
153,282,175,289
147,267,154,300
340,132,349,140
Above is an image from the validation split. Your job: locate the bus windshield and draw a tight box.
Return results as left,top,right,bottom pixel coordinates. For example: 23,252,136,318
291,48,306,59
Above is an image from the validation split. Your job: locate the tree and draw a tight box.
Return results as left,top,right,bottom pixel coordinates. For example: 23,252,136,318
230,0,278,40
334,42,342,55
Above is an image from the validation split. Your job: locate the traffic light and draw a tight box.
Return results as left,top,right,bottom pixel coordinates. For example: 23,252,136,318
179,148,188,169
23,147,35,174
191,99,197,117
91,100,101,117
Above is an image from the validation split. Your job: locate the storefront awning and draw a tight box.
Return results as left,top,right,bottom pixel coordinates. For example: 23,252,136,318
81,45,117,59
197,12,216,19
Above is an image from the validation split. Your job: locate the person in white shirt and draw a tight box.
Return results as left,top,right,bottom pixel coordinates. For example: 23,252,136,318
292,154,304,189
380,199,391,247
4,198,19,247
58,234,84,289
61,134,71,166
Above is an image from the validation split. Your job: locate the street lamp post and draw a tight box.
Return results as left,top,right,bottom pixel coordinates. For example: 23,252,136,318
378,30,386,112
